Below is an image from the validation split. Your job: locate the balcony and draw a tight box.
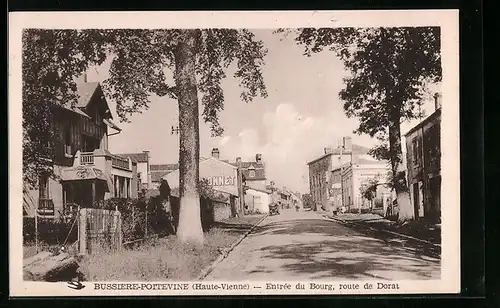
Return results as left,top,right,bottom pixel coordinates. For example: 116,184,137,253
38,198,55,216
80,152,95,165
111,155,131,170
74,150,132,172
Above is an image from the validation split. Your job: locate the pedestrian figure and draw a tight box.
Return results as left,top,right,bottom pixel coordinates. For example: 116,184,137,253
159,179,176,234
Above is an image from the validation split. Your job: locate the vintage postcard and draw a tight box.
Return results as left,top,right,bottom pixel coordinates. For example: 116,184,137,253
9,10,460,296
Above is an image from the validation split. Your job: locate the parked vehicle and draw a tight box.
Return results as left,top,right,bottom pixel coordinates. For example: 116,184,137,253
269,203,280,216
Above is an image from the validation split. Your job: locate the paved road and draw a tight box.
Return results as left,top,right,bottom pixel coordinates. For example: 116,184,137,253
204,208,440,281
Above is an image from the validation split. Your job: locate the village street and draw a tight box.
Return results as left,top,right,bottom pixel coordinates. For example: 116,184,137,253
204,208,441,281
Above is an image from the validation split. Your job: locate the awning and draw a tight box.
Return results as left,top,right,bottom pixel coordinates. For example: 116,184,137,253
60,166,109,189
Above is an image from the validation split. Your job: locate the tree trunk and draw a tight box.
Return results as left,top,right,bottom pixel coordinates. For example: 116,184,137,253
388,111,413,223
173,29,204,246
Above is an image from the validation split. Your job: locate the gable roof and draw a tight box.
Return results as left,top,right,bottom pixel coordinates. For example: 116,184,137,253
242,168,266,181
76,82,100,108
404,108,441,137
151,170,172,183
151,163,179,171
117,152,149,163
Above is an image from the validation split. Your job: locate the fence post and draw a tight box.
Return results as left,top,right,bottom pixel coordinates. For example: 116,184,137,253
79,208,87,254
117,211,122,251
145,204,148,238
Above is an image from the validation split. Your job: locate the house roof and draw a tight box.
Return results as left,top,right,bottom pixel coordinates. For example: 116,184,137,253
151,164,179,171
306,144,371,165
117,152,149,163
404,108,441,137
151,170,173,183
230,161,265,169
353,158,388,165
242,168,266,181
76,82,100,108
244,186,270,194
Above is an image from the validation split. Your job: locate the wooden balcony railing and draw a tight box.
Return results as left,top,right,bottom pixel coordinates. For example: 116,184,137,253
111,155,130,170
80,152,95,165
38,198,55,216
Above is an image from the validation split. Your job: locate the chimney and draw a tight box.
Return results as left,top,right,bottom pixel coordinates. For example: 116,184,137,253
434,92,442,111
324,147,333,154
236,157,242,164
211,148,220,159
256,153,262,163
343,136,352,152
143,150,150,158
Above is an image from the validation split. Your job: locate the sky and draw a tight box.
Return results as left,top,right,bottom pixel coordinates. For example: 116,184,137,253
86,29,438,194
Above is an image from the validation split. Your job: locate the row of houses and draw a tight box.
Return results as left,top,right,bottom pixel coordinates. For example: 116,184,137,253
23,76,300,220
307,136,393,214
307,93,442,222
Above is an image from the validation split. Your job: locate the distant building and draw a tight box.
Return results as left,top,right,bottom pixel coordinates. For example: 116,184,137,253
231,154,267,191
404,93,442,222
307,136,374,211
162,150,244,216
339,159,391,212
150,163,179,189
117,151,151,190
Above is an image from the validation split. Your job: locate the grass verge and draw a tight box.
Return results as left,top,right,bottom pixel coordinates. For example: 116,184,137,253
79,214,265,281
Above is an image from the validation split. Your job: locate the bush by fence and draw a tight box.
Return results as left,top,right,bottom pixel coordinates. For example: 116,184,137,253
23,217,78,246
94,197,173,243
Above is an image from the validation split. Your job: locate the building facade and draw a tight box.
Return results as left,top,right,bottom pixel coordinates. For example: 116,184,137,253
162,151,245,215
232,153,266,191
340,160,391,212
117,151,151,191
307,136,372,211
405,93,442,223
150,163,179,189
24,80,138,218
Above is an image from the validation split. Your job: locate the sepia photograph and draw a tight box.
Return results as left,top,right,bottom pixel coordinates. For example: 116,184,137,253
9,10,460,296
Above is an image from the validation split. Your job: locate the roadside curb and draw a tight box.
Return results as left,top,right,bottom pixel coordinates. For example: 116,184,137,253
197,214,269,281
323,215,441,248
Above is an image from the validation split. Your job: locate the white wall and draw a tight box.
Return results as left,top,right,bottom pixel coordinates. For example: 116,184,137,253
245,189,271,213
137,162,149,185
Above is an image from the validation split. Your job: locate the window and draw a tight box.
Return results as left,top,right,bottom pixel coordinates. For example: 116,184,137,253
39,174,50,199
412,137,422,165
249,170,255,178
63,124,71,156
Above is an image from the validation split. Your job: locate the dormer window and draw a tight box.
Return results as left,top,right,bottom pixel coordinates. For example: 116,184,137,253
248,165,256,178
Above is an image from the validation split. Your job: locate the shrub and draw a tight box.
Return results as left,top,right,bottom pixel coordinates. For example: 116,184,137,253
95,197,174,242
23,216,78,246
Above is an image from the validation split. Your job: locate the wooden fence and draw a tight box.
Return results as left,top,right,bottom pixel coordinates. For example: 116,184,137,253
78,208,122,254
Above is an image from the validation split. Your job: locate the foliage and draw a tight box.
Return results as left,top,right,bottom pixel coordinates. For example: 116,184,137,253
287,27,441,221
22,29,110,186
22,28,268,184
301,193,314,208
23,217,78,246
80,215,264,281
291,26,441,136
95,197,172,241
359,177,380,202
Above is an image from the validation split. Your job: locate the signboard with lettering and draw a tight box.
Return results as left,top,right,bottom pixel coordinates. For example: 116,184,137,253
163,157,239,196
206,176,237,186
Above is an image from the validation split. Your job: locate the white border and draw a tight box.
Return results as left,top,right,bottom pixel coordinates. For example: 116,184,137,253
8,10,460,297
